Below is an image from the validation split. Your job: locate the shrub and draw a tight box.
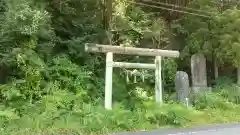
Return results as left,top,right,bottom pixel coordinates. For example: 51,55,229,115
191,91,237,110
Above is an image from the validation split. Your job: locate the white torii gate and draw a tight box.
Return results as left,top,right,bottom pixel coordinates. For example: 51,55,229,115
85,43,180,109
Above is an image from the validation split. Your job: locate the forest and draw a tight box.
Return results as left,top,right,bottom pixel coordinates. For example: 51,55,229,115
1,0,240,134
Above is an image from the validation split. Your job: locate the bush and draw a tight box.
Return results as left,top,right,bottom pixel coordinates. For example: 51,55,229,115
0,97,210,135
191,91,237,110
218,85,240,104
141,102,204,127
2,83,240,135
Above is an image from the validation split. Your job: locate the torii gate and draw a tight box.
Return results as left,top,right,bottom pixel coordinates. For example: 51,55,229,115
85,43,180,109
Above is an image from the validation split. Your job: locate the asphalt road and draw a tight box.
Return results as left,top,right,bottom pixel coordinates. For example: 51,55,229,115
112,123,240,135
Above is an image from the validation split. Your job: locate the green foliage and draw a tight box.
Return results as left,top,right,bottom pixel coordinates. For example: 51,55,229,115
0,99,205,134
1,84,240,134
214,76,234,87
192,91,237,110
112,0,169,47
175,0,240,66
162,58,177,92
218,85,240,104
1,0,240,134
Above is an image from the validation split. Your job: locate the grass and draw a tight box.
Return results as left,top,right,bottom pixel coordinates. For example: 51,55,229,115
1,85,240,135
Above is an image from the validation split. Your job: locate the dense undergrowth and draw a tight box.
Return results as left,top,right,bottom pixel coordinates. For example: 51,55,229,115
1,84,240,135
